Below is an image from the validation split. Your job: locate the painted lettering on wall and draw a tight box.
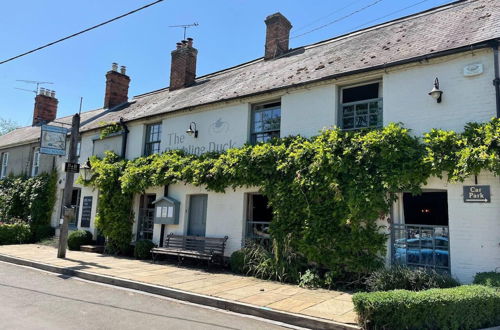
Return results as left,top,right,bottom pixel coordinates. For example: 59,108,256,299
166,132,236,155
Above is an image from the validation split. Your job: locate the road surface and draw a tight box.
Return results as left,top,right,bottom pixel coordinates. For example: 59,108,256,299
0,261,295,330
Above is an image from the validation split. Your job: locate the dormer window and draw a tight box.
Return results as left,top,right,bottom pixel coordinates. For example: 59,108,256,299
340,82,382,130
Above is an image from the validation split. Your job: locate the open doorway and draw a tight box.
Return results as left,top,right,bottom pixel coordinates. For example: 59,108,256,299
245,194,272,247
392,191,450,271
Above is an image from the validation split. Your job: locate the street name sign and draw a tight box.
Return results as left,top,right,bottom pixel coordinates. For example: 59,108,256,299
463,185,490,203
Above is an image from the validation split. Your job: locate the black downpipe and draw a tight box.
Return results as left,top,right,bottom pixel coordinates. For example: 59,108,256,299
119,117,129,159
492,41,500,118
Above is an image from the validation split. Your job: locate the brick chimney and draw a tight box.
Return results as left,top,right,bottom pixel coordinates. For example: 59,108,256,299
264,13,292,60
104,62,130,109
169,38,197,91
32,88,58,126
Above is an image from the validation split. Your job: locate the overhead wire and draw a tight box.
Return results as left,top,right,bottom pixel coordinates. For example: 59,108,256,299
0,0,165,65
290,0,386,40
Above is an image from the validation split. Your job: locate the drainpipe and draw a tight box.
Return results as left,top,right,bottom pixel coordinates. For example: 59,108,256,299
492,40,500,118
119,117,129,159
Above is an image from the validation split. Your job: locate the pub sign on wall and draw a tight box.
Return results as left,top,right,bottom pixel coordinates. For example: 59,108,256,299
153,196,180,225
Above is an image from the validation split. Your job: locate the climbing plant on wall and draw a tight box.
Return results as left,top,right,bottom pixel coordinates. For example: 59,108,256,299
81,118,500,278
79,152,134,254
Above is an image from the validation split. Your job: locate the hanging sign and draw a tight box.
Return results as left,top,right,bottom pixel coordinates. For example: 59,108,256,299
40,125,68,155
463,185,491,203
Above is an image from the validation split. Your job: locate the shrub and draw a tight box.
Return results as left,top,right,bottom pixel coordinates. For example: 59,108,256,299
0,223,31,245
31,225,55,242
474,272,500,288
353,285,500,330
365,266,460,292
67,230,93,250
230,250,245,274
299,269,323,288
134,240,155,259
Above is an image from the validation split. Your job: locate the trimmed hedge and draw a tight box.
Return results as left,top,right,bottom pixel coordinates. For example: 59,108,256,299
365,266,460,292
474,272,500,288
133,240,155,259
67,230,93,250
0,223,31,245
353,285,500,330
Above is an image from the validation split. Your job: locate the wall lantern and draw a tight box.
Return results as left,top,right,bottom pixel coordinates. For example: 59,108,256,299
186,122,198,138
428,77,443,103
81,158,93,181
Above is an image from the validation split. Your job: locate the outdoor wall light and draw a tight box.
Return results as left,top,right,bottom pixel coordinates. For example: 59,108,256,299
81,158,93,181
186,122,198,138
428,77,443,103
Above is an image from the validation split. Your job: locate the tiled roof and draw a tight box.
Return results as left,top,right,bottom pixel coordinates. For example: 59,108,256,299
0,108,105,149
80,0,500,132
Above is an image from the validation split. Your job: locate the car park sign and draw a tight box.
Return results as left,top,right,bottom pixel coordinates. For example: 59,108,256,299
463,185,491,203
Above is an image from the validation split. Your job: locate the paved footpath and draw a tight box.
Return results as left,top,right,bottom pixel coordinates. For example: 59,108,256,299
0,244,357,327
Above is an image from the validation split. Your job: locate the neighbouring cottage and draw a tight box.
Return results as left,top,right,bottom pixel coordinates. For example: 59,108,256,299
1,0,499,283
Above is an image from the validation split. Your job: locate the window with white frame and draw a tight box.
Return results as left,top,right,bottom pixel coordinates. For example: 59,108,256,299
251,101,281,144
0,152,9,178
31,148,40,177
144,123,162,156
340,82,382,130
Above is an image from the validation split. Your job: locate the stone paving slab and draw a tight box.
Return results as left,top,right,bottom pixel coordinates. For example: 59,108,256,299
0,244,358,327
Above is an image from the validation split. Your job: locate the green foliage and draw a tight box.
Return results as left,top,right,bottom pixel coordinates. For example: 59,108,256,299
0,171,57,226
353,285,500,329
474,272,500,288
99,122,122,139
134,240,155,259
78,152,134,255
299,269,323,288
425,117,500,180
80,119,500,284
230,250,245,274
0,222,31,245
31,225,55,242
237,238,306,283
67,230,93,250
365,266,460,292
0,117,19,136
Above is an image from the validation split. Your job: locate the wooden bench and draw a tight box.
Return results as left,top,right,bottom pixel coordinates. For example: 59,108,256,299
151,233,228,266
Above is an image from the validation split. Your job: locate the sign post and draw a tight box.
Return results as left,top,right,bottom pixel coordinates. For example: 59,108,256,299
57,114,80,258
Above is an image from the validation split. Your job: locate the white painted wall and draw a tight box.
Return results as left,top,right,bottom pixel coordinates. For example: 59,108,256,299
162,104,250,155
281,85,337,138
142,184,257,256
383,50,496,135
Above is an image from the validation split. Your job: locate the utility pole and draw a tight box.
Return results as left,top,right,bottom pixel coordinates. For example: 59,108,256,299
57,113,80,258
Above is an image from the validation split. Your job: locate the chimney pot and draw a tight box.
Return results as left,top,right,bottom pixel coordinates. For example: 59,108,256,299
120,66,127,75
187,38,193,47
176,42,182,49
264,12,292,60
112,62,118,71
50,90,56,98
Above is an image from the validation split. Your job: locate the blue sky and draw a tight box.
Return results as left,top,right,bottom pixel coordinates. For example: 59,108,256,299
0,0,453,127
